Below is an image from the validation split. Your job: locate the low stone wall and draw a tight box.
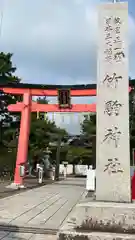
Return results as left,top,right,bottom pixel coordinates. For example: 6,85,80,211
58,231,135,240
58,201,135,240
59,165,89,176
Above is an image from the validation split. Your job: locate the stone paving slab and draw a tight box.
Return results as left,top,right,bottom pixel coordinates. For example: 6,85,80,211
0,231,9,239
0,178,85,232
30,234,57,240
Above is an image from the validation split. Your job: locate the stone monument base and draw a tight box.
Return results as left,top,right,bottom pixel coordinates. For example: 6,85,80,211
58,200,135,240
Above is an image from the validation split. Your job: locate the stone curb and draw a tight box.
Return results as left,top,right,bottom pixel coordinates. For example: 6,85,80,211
58,230,135,240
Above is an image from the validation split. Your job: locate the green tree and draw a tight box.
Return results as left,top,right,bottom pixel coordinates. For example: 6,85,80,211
29,118,58,158
0,52,18,79
66,145,92,165
0,52,21,147
29,96,68,160
80,113,96,167
0,52,21,173
80,113,96,136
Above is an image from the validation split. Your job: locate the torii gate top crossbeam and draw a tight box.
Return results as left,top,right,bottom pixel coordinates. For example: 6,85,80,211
0,81,134,96
0,82,96,90
1,88,96,97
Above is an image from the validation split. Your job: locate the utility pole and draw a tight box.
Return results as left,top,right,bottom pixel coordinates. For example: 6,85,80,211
55,136,61,181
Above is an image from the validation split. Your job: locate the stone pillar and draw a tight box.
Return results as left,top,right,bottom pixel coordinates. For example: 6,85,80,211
14,91,31,186
96,2,131,202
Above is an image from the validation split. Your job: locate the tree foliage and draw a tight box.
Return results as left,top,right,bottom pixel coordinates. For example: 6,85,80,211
66,145,92,165
80,113,96,136
0,52,21,147
62,113,97,166
29,117,67,159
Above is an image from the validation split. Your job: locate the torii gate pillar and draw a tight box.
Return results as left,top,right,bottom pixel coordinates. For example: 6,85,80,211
14,91,31,186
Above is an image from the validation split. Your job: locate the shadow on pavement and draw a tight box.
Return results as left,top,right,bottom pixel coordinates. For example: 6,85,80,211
0,223,30,239
54,177,86,187
53,182,85,187
0,178,55,199
0,223,57,239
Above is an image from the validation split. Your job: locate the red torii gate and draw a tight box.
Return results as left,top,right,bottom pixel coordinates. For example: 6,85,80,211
0,82,133,189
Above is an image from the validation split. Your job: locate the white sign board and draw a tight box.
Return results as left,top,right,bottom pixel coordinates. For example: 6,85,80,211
96,2,131,202
86,169,95,191
75,165,87,176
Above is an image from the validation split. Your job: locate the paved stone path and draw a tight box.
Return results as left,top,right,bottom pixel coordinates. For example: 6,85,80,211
0,178,55,199
0,178,86,239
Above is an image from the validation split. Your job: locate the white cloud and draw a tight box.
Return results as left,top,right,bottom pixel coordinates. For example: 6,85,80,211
0,0,135,133
0,0,99,83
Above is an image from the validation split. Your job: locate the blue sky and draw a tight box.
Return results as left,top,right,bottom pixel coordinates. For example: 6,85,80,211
0,0,135,133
